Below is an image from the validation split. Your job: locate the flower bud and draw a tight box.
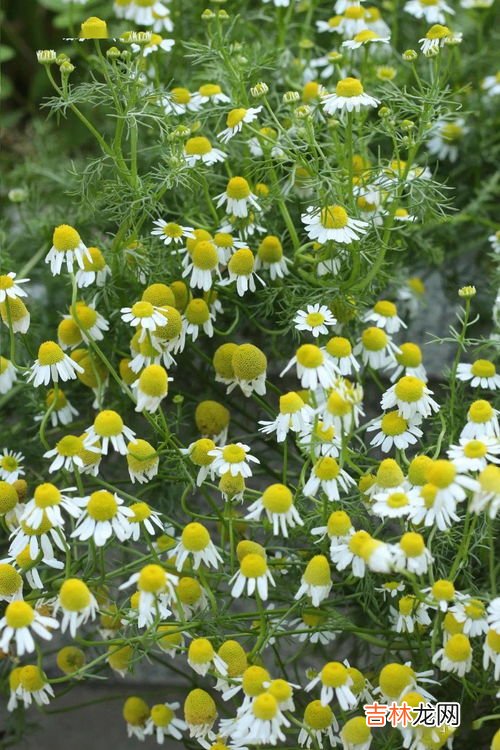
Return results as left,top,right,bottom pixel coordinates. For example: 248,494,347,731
60,61,75,76
107,47,121,60
250,82,269,98
295,104,312,119
201,9,215,20
458,286,476,298
79,17,108,40
36,50,56,64
402,49,418,61
283,90,300,104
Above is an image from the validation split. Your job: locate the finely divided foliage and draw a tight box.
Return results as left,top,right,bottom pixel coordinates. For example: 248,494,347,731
0,0,499,748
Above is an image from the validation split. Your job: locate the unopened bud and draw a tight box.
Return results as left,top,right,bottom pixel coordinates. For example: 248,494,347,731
36,49,57,64
283,90,300,104
250,82,269,98
402,49,418,62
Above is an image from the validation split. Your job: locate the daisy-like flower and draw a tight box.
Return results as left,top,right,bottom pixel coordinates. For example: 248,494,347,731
325,336,360,376
231,692,291,746
183,299,214,341
381,375,440,419
322,77,379,115
409,483,459,530
304,456,355,501
295,555,332,606
162,86,200,115
371,489,416,519
43,434,87,473
419,23,453,54
27,340,84,387
425,458,479,509
298,420,342,458
366,411,423,453
387,342,427,383
21,482,80,530
427,118,467,163
121,301,167,343
151,218,195,246
182,240,221,291
311,508,354,545
447,436,500,471
131,33,174,56
188,637,228,677
183,136,226,167
172,522,222,571
45,224,91,275
0,272,29,304
54,578,98,637
254,235,291,279
44,388,79,427
120,564,177,627
376,662,436,704
354,327,400,369
216,176,261,219
457,358,500,390
363,300,406,334
182,438,216,486
423,578,456,613
0,449,24,482
281,343,336,390
125,0,169,26
433,633,473,677
404,0,454,24
392,531,433,575
343,28,390,50
123,696,150,741
320,382,365,435
0,600,58,656
222,247,264,296
470,464,500,518
483,629,500,679
0,356,17,394
71,490,134,547
67,300,110,344
183,688,218,740
461,399,500,439
8,664,55,711
74,247,110,290
316,15,344,34
291,609,338,647
330,529,374,578
192,82,230,107
127,502,164,541
294,304,337,338
302,204,368,244
0,562,23,602
132,364,171,413
487,598,500,632
84,409,135,455
305,661,357,710
450,597,488,637
245,484,303,537
224,343,267,398
218,106,262,143
144,702,187,744
259,391,315,442
209,442,259,478
340,717,372,750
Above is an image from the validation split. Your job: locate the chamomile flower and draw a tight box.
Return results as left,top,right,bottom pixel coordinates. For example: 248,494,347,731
298,421,342,458
27,340,83,387
184,136,226,167
387,342,427,383
125,0,169,26
0,600,58,656
427,118,468,163
424,578,456,613
363,300,406,334
162,86,200,115
305,661,357,710
259,391,315,442
45,224,91,275
183,298,214,341
366,411,423,453
419,24,453,54
299,700,339,749
0,563,23,602
302,204,368,244
0,272,29,303
230,550,276,600
461,399,500,439
343,29,390,49
21,483,80,529
183,688,218,740
470,464,500,518
281,344,336,390
320,384,365,434
8,664,54,711
218,107,262,143
487,598,500,632
120,564,177,627
303,456,356,501
123,696,150,741
0,450,24,482
54,578,98,637
126,439,160,484
182,240,221,292
340,717,372,750
404,0,454,24
330,529,373,577
483,629,500,679
457,359,500,390
372,489,415,519
172,522,222,571
216,177,261,218
376,662,436,703
128,502,164,541
228,343,267,397
392,532,433,575
447,436,500,471
409,483,460,530
291,609,338,646
75,246,111,288
192,83,230,107
433,633,473,676
0,356,16,393
323,77,379,114
84,409,135,455
132,364,171,413
295,555,332,606
144,702,187,744
425,458,478,507
316,15,344,34
354,327,400,369
131,33,174,55
209,443,260,478
151,218,195,246
182,438,217,486
121,301,167,342
245,484,303,537
311,508,354,545
381,376,440,419
392,596,430,634
325,336,360,375
254,235,291,279
71,490,134,546
223,247,264,296
294,304,337,338
450,597,488,637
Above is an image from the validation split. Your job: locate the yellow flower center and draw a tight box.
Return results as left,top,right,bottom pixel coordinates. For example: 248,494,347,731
336,77,364,98
138,364,168,397
253,693,278,720
228,248,255,276
185,136,212,156
258,235,283,263
395,376,425,403
83,246,106,271
73,302,97,330
186,299,210,325
80,17,108,40
379,663,415,700
314,456,340,480
386,492,409,509
469,399,494,423
126,439,157,472
305,312,326,327
376,459,405,488
362,326,388,351
381,411,408,436
444,634,471,662
321,661,348,687
199,83,221,97
38,340,65,365
59,579,91,611
0,275,14,290
5,600,35,629
479,464,500,493
93,410,124,437
87,490,118,521
408,277,425,295
464,599,485,620
240,553,267,578
226,108,247,128
181,522,210,551
151,704,174,728
57,645,86,674
171,87,191,104
177,576,203,605
349,530,372,556
327,510,352,536
262,484,293,513
52,224,81,252
304,700,333,730
426,24,451,40
374,300,397,318
123,697,150,726
327,391,351,417
232,344,267,380
222,445,246,463
320,204,349,229
426,459,456,488
296,343,324,368
400,532,425,557
486,629,500,653
55,435,83,457
354,29,379,42
408,455,433,486
463,439,487,458
303,555,331,586
34,483,62,508
432,579,455,601
190,438,216,466
131,301,154,319
242,665,270,697
471,359,495,378
0,563,22,596
342,717,371,745
441,123,463,142
326,336,351,358
344,5,365,18
129,502,152,523
189,637,215,664
218,640,247,677
279,391,305,414
399,595,417,617
396,343,422,368
20,665,45,692
226,177,251,200
184,689,217,725
443,612,464,635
